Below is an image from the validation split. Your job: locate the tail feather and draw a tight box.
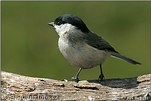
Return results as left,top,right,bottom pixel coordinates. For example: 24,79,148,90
111,52,141,65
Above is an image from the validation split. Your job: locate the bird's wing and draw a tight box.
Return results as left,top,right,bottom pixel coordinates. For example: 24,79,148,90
83,32,141,65
84,32,118,53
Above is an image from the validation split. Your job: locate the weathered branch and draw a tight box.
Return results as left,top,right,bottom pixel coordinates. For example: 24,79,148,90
1,71,151,101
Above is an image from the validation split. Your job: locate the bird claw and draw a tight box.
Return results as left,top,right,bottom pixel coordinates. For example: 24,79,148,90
99,74,104,82
71,76,79,82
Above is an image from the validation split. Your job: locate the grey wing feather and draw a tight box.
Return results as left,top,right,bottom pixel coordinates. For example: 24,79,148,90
84,32,118,53
83,32,141,65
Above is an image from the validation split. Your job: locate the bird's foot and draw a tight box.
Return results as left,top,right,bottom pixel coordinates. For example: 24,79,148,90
71,76,79,83
98,74,104,82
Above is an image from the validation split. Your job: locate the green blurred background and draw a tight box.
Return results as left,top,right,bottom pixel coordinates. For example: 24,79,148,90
1,1,151,80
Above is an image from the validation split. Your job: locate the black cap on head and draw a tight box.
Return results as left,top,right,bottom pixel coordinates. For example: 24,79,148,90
54,14,90,33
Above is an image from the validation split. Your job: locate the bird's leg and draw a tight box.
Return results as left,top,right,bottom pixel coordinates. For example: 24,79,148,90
99,64,104,81
72,68,82,82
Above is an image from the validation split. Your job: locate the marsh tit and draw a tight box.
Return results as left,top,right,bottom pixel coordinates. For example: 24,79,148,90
48,14,141,82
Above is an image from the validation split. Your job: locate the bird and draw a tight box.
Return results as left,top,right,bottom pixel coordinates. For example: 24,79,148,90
48,14,141,82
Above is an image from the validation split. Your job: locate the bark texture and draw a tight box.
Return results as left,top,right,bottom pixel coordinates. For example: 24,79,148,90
1,71,151,101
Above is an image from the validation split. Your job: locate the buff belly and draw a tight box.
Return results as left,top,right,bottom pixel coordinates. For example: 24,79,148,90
58,37,110,69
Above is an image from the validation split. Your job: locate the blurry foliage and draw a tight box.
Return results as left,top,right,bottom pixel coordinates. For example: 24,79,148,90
1,1,151,80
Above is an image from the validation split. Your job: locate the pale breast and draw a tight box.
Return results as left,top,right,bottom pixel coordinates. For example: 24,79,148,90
58,37,110,69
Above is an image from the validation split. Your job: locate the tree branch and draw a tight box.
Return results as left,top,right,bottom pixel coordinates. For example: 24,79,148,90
1,71,151,101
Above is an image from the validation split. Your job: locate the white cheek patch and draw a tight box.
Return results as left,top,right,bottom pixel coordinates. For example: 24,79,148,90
54,24,76,36
54,25,61,34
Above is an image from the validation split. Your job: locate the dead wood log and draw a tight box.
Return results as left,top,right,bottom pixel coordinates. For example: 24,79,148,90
1,71,151,101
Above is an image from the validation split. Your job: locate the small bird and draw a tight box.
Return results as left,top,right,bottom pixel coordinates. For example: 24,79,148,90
48,14,141,82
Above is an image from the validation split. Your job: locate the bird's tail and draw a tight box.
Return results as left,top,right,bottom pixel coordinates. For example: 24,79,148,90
111,52,141,65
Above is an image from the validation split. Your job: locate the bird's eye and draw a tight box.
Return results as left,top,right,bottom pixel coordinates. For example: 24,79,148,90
57,21,61,25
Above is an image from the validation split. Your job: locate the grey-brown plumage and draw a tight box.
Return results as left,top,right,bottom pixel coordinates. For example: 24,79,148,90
48,14,141,82
83,31,141,65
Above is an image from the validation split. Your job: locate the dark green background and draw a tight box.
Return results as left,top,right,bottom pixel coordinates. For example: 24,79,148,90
2,1,151,80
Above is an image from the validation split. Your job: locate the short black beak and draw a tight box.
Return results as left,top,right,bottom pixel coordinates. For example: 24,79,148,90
48,22,54,27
